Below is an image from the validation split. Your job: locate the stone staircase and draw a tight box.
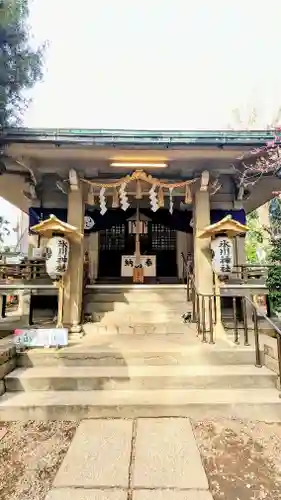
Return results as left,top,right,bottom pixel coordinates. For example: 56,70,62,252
83,285,191,335
0,285,280,421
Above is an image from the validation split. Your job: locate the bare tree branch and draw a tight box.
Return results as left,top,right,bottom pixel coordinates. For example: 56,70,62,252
233,128,281,188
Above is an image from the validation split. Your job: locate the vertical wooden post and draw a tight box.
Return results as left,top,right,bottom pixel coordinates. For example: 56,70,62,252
56,278,64,328
133,204,144,283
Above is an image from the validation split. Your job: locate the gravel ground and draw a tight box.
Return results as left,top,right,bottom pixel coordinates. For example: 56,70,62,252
1,418,281,500
0,421,79,500
193,419,281,500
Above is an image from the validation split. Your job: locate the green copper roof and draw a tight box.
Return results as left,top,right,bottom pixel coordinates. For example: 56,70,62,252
1,127,277,148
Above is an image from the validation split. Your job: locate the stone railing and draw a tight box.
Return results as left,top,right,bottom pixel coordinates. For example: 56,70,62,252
0,284,57,328
0,339,16,396
264,335,281,389
0,260,48,281
229,264,269,285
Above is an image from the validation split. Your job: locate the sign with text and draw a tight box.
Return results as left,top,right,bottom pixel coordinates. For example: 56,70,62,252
211,236,234,274
121,255,156,277
13,328,68,347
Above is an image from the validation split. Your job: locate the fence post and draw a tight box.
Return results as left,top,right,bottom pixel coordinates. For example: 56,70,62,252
201,296,207,343
242,297,250,346
209,296,215,344
187,275,190,301
253,307,262,367
196,294,200,335
233,297,239,344
192,286,196,322
277,335,281,398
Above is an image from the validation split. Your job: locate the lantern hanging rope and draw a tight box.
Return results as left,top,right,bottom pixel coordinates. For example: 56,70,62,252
112,187,120,208
158,185,164,207
185,184,192,204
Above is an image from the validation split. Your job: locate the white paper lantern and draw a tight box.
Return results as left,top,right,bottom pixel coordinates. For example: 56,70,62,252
211,236,233,274
45,237,70,279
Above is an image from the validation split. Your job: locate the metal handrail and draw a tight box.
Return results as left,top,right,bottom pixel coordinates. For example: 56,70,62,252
245,297,281,337
233,264,277,268
243,296,281,397
181,252,215,343
0,284,56,290
181,254,281,395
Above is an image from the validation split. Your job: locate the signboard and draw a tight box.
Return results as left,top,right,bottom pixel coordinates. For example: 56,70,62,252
13,328,68,347
32,248,44,259
121,255,156,277
211,236,234,274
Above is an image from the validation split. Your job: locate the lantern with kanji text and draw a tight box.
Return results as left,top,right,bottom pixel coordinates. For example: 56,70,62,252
45,236,70,279
211,236,233,275
199,215,249,275
31,215,83,328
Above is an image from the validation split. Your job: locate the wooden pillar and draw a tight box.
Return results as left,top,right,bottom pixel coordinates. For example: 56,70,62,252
193,190,214,332
88,232,99,282
235,235,246,266
193,190,213,295
176,231,188,279
63,185,84,332
0,295,4,319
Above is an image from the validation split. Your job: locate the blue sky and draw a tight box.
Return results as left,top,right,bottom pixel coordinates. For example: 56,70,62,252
2,0,281,242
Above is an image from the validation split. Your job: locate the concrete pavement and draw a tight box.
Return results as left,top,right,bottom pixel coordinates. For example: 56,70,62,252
45,417,213,500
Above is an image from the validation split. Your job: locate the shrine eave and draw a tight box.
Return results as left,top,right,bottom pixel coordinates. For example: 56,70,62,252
0,127,277,149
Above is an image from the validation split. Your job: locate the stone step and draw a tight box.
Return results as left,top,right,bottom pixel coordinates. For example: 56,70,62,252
5,365,276,392
0,388,280,421
87,286,187,295
85,301,191,313
16,344,257,368
86,293,189,304
89,285,186,291
86,311,189,324
82,322,192,334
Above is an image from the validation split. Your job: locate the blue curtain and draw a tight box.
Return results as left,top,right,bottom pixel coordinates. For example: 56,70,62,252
29,207,246,234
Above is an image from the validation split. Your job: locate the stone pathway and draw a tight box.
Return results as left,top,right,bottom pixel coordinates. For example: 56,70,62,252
45,418,213,500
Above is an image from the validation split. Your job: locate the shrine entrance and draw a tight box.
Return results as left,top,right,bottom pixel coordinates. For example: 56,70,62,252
98,218,177,280
94,207,184,281
81,169,195,283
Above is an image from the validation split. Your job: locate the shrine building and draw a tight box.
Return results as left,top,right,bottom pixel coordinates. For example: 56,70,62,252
0,128,280,331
